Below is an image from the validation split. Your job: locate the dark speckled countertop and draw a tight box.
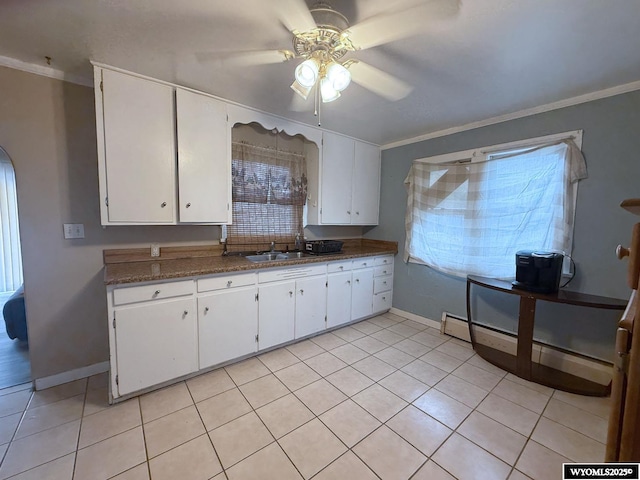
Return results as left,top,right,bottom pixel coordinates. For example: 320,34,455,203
104,242,398,286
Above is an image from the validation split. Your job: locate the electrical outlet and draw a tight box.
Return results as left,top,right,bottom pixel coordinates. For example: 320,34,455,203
151,243,160,257
63,223,85,239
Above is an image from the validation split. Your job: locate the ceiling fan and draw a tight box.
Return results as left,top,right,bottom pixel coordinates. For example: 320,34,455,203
199,0,459,116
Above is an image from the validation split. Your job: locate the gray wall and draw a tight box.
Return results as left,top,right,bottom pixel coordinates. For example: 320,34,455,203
368,90,640,361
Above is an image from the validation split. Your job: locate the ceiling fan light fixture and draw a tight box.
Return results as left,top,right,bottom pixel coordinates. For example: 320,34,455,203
320,77,340,103
290,79,312,100
326,62,351,92
294,58,320,88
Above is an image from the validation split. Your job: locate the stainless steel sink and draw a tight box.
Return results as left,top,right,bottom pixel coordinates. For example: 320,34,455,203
245,251,308,263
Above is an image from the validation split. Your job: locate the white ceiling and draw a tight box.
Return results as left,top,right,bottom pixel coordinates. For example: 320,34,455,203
1,0,639,146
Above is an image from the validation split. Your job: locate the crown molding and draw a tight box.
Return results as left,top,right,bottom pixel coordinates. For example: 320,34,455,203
0,55,93,87
382,79,640,150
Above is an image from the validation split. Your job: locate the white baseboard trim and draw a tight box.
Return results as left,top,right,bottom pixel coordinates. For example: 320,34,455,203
34,361,110,391
441,313,612,386
388,307,441,329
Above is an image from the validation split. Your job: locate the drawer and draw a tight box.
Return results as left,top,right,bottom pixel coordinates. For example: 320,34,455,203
352,257,374,270
374,264,394,277
113,280,194,306
258,263,327,283
197,272,256,293
373,291,393,313
374,255,394,267
374,275,393,294
327,260,352,273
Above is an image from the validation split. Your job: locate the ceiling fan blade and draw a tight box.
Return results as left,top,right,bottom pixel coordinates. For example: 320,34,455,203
348,61,413,101
274,0,317,32
195,50,294,66
347,0,460,50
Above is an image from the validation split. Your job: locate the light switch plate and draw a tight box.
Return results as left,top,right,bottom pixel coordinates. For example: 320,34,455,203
63,223,85,239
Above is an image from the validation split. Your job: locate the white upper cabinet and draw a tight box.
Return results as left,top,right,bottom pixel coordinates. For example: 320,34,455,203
318,132,381,226
98,68,176,224
352,141,381,225
321,132,354,224
176,89,230,224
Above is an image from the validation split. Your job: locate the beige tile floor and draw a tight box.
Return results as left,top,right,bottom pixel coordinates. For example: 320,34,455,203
0,312,611,479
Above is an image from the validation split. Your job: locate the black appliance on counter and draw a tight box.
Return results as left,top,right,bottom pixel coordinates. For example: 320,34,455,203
304,240,343,255
512,250,564,294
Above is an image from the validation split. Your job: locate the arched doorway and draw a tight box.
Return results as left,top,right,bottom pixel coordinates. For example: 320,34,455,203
0,146,29,388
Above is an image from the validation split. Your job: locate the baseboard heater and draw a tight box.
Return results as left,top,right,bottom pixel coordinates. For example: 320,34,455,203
440,312,613,386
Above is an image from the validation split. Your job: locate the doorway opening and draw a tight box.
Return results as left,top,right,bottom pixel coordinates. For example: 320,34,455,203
0,146,29,389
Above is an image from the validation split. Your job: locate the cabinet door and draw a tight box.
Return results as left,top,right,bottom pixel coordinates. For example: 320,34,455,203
258,281,295,350
351,268,374,321
176,89,230,223
114,297,197,396
327,271,352,328
295,275,327,338
198,286,257,369
352,141,380,225
321,132,354,224
101,69,176,223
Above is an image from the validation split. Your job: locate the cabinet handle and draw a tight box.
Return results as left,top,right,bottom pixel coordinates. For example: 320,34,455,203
186,203,191,208
289,291,293,297
161,202,167,208
355,278,360,283
153,290,160,296
383,281,387,285
183,310,189,316
383,270,387,275
204,306,209,313
300,289,304,295
227,280,233,287
382,296,386,301
363,262,368,267
356,211,359,215
347,280,351,285
339,266,343,270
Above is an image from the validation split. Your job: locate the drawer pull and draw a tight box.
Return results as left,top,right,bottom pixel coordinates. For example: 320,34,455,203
204,307,209,313
383,281,387,285
153,290,160,296
363,262,368,266
183,310,189,316
186,202,191,208
383,270,387,275
300,289,304,295
289,291,293,297
227,280,233,287
339,266,343,270
161,202,167,208
355,278,360,283
347,210,351,214
347,280,351,285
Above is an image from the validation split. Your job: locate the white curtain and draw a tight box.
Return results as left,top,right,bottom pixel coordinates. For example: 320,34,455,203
404,140,587,279
0,156,23,292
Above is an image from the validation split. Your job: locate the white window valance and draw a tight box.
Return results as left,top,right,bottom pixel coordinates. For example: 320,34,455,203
403,137,587,279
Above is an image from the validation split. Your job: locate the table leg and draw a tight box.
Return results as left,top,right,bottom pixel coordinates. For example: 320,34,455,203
516,295,536,379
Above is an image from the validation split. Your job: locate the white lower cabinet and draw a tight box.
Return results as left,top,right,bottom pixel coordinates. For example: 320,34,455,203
373,255,394,315
108,254,393,400
295,275,327,338
327,261,353,328
351,267,374,321
113,296,198,397
198,285,257,370
258,281,296,350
